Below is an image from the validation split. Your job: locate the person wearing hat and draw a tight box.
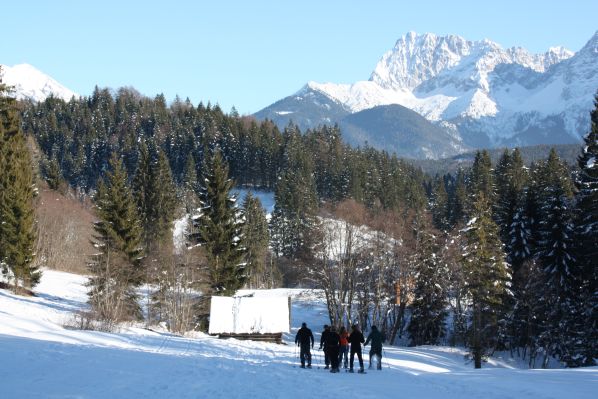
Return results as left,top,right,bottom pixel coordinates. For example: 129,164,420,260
319,325,332,369
295,322,314,368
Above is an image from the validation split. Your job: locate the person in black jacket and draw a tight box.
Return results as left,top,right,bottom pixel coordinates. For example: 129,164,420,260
327,326,341,373
319,325,331,369
348,324,365,373
364,325,384,370
295,322,314,368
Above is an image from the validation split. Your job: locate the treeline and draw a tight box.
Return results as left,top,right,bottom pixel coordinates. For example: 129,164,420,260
5,83,596,369
415,100,597,368
21,87,427,212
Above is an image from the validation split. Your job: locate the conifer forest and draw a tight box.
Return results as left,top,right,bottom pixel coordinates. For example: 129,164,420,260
1,82,597,370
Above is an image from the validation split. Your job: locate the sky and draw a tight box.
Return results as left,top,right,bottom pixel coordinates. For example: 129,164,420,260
2,0,597,114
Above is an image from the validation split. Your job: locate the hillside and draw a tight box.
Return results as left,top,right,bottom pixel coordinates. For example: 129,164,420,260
1,270,596,398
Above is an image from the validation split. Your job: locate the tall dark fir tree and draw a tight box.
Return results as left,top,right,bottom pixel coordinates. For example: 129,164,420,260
89,154,144,321
193,149,246,296
408,217,448,346
573,94,598,364
460,194,511,368
0,72,40,291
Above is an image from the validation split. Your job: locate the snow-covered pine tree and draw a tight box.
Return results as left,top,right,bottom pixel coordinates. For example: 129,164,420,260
242,192,270,288
408,218,448,346
431,176,450,231
132,144,177,251
534,149,584,367
460,193,511,368
573,94,598,365
0,74,40,291
193,149,246,296
494,148,528,244
89,153,144,321
270,125,318,260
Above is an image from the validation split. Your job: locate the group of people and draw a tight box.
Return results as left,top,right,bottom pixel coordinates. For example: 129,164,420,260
294,322,384,373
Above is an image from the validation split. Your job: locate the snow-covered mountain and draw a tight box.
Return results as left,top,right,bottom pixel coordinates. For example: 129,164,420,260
0,63,77,102
256,31,598,156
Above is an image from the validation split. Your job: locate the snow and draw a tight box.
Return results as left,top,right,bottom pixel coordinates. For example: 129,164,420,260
0,63,78,102
172,215,189,253
1,269,597,398
232,188,275,215
208,295,290,334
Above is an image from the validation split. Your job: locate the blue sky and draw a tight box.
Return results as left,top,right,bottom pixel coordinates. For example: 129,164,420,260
2,0,597,114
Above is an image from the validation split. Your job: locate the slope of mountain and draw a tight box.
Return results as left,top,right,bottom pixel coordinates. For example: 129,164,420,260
338,104,467,159
0,63,77,102
255,31,598,158
253,84,351,132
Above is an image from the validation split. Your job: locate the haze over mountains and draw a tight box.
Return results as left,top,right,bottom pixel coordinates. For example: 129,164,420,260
255,31,598,158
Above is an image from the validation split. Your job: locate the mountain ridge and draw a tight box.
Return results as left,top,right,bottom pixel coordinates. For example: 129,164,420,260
0,63,77,102
255,31,598,158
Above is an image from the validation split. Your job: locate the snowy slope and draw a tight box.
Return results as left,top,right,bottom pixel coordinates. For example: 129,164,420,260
1,270,597,399
0,63,77,102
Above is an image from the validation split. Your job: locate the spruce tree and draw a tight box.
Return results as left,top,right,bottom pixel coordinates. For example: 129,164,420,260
573,94,598,364
89,153,144,321
181,153,199,213
431,176,450,231
133,143,177,250
460,193,511,368
408,218,448,346
0,76,40,291
242,192,270,288
194,149,246,296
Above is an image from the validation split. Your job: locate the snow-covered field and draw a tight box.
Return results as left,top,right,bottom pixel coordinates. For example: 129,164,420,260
1,270,596,398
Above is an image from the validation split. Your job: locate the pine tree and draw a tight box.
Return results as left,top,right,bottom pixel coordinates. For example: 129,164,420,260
449,168,467,226
270,128,319,259
573,94,598,364
460,193,511,368
242,192,270,288
181,153,199,213
469,150,494,207
408,218,448,345
133,143,177,251
0,75,40,291
194,149,246,296
89,153,144,321
495,149,528,243
431,176,450,231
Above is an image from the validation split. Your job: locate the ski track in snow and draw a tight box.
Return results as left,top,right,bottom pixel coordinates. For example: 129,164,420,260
1,270,596,398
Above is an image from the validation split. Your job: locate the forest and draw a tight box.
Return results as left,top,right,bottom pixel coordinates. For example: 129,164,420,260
1,84,596,369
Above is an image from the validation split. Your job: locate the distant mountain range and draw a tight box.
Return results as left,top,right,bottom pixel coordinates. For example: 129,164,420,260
0,63,77,102
255,31,598,159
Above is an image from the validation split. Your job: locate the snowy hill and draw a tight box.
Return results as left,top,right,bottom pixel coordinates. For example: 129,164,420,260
0,63,77,102
1,270,596,398
256,31,598,157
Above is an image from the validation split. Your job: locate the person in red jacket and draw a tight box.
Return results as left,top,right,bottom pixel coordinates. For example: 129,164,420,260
338,326,349,369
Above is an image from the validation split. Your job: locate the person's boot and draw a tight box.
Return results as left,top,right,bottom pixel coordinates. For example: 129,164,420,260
358,367,365,373
300,364,305,368
348,368,354,373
